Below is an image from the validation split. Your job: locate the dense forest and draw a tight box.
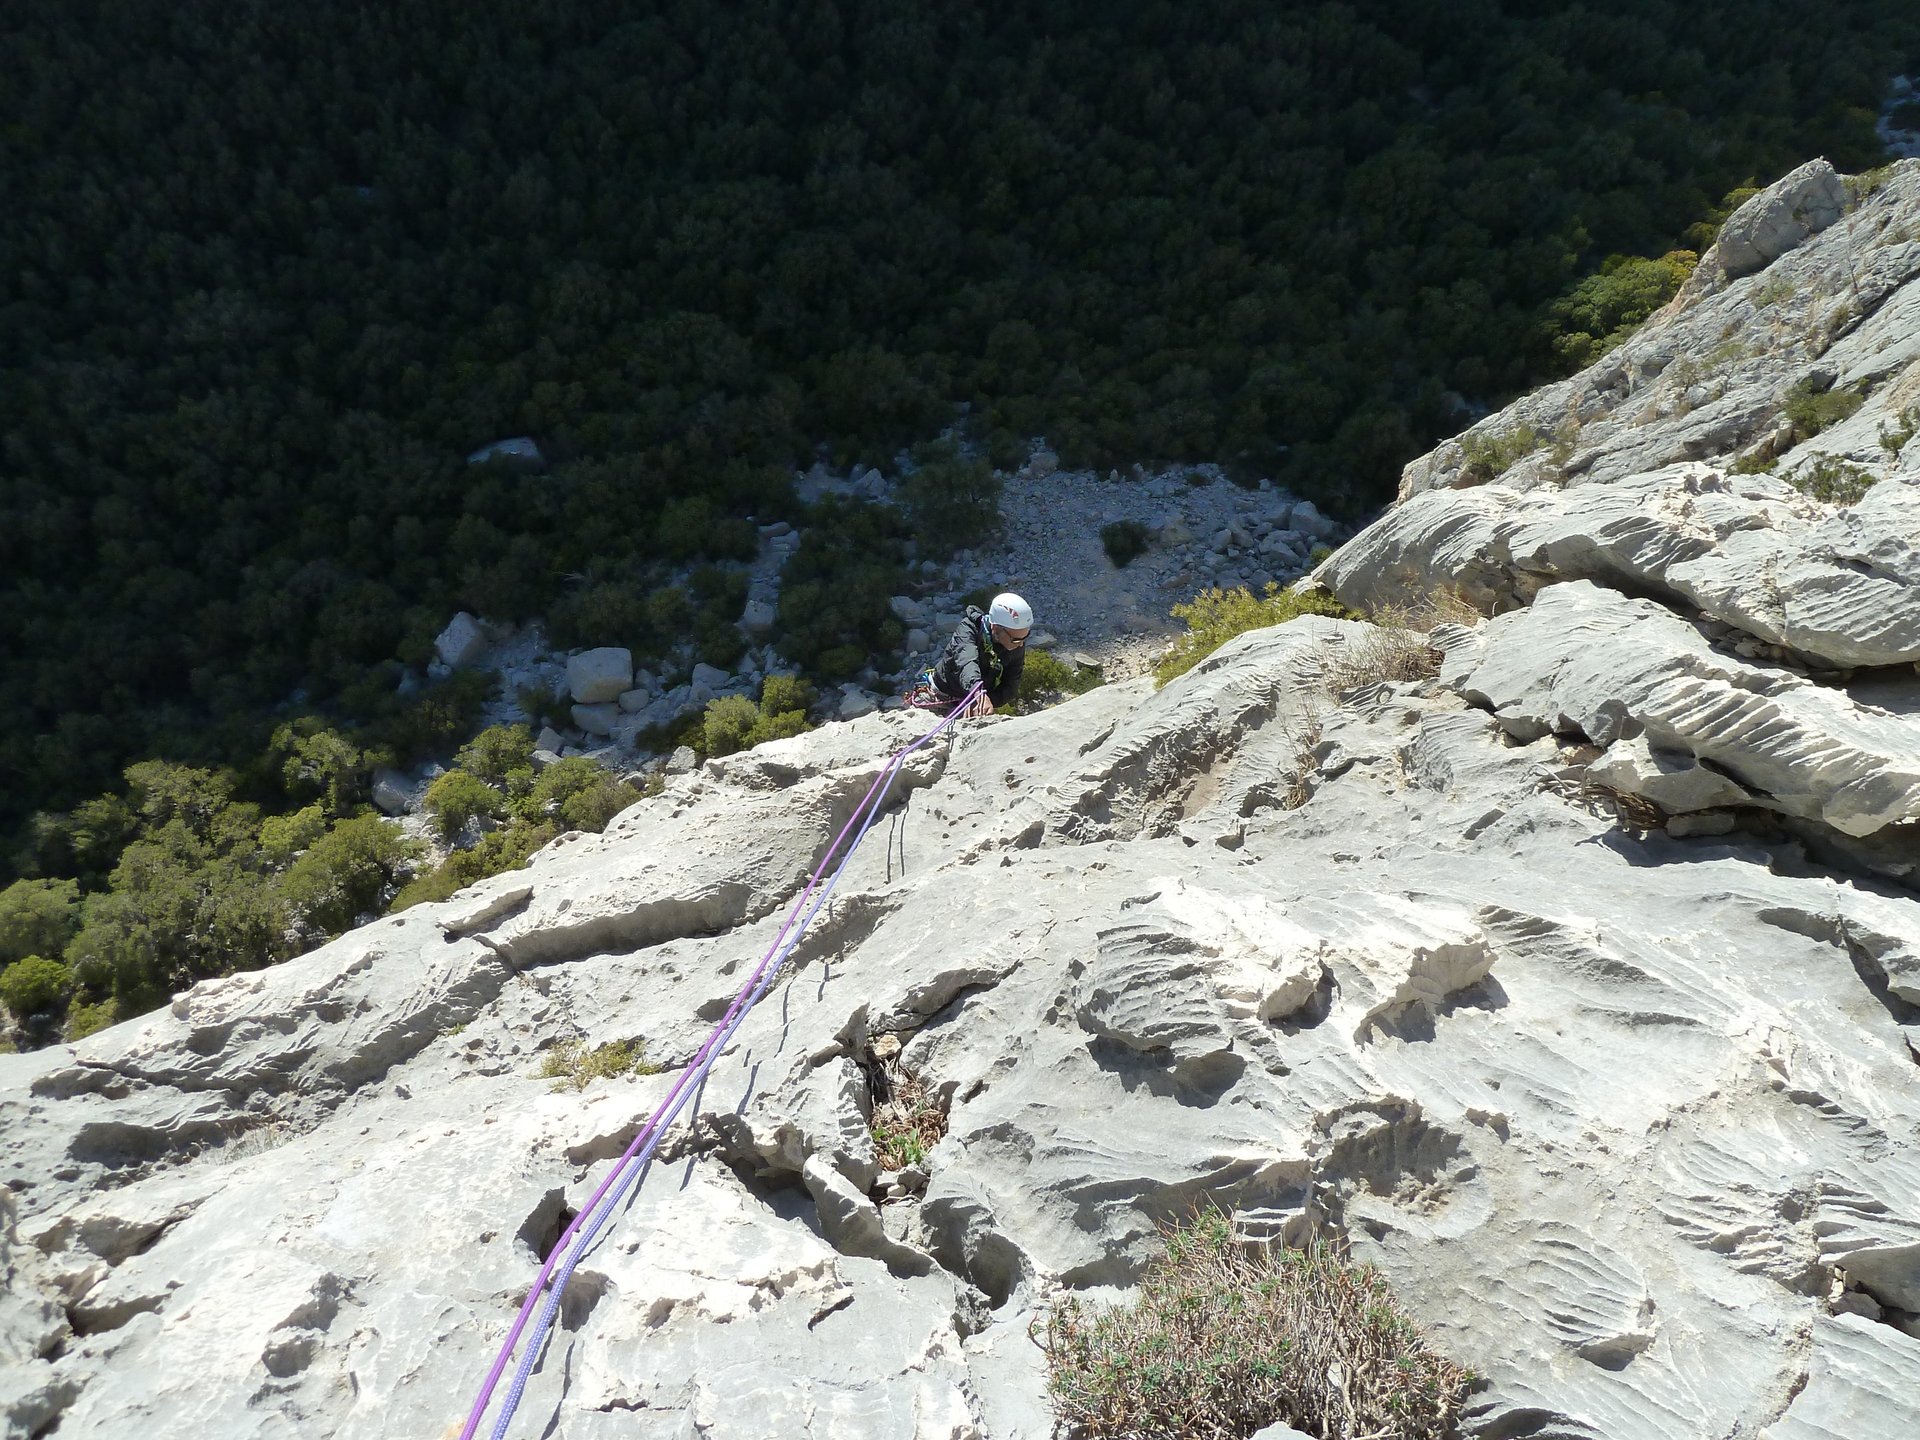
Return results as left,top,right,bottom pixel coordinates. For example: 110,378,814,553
3,0,1918,1036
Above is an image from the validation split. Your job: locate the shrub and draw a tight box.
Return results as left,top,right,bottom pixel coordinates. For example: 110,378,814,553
1458,425,1544,482
280,813,422,936
703,694,761,758
1781,377,1865,442
900,445,1003,557
0,955,73,1017
1543,250,1697,368
389,819,558,910
455,724,535,786
1039,1212,1473,1440
1155,586,1351,686
0,878,81,966
773,498,909,674
537,1037,661,1092
558,773,652,832
258,803,329,864
64,997,119,1041
759,673,816,717
1100,519,1152,567
421,770,506,844
514,679,572,729
1789,456,1878,506
1017,651,1104,708
269,720,373,816
1878,405,1919,454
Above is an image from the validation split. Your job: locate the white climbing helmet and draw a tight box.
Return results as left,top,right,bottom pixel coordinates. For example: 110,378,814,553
987,592,1033,632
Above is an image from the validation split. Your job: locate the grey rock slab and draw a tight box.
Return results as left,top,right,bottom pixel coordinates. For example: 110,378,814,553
1760,1315,1920,1440
1321,463,1920,669
7,603,1920,1439
1442,581,1920,837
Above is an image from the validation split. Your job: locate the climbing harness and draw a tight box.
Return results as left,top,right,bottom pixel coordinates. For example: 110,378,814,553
457,684,983,1440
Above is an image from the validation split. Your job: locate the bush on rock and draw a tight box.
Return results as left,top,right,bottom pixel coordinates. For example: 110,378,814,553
1039,1212,1473,1440
1155,585,1351,686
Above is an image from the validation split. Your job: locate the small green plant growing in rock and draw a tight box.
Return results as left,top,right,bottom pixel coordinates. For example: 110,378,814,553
869,1054,945,1170
1789,456,1878,506
1100,519,1152,567
1753,275,1796,307
1039,1211,1474,1439
1879,405,1919,454
1155,585,1351,687
1457,424,1543,482
537,1037,660,1092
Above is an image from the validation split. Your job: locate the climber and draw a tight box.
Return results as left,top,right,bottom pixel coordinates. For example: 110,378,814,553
905,592,1032,717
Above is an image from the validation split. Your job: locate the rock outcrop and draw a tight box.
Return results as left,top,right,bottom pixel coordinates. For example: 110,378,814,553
4,159,1920,1440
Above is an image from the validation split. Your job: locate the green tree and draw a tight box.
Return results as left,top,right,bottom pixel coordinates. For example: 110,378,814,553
0,878,80,966
281,814,421,937
0,955,72,1018
421,771,506,845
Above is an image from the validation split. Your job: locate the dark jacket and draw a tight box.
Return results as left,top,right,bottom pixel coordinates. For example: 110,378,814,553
933,605,1025,706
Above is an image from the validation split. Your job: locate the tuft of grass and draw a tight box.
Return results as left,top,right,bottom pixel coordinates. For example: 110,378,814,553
1788,456,1878,506
536,1037,661,1092
1100,519,1152,567
869,1058,946,1171
1155,585,1351,687
1039,1210,1473,1440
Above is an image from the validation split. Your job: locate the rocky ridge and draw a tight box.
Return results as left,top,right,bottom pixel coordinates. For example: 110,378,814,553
3,159,1920,1439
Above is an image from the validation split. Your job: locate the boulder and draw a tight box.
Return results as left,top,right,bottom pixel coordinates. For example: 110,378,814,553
570,703,622,739
838,689,877,721
1711,158,1850,279
739,599,777,637
370,768,416,816
691,663,731,692
889,595,928,626
663,745,698,775
535,726,567,755
432,612,488,669
567,647,632,704
616,689,652,714
1289,501,1336,539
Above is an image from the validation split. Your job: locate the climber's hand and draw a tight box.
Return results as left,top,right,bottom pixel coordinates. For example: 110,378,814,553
968,694,995,718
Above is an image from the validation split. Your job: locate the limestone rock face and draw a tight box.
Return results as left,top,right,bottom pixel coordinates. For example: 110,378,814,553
1392,160,1920,503
1322,463,1920,670
7,159,1920,1440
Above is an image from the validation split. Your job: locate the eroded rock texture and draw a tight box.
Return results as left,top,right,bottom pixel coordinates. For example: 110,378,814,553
5,158,1920,1440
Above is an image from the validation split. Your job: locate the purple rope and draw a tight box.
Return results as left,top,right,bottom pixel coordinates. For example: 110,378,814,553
458,687,980,1440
